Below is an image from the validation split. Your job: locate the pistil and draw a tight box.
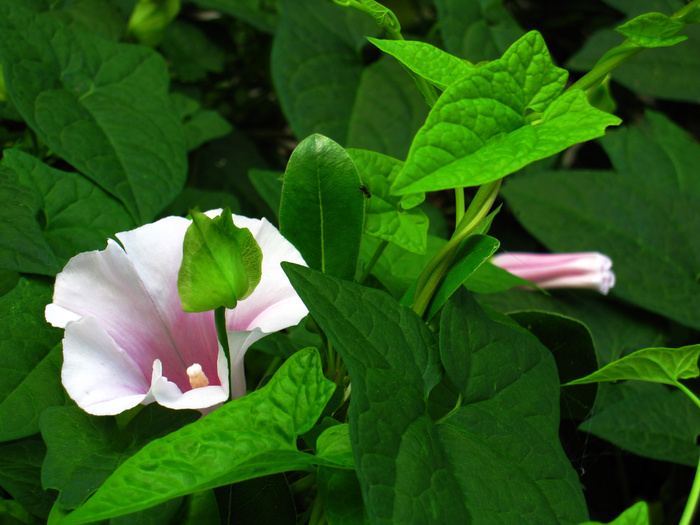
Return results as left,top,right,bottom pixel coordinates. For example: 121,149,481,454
187,363,210,389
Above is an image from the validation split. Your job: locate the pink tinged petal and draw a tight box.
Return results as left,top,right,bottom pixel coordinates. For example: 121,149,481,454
46,240,181,381
226,329,268,399
224,214,309,333
61,317,151,416
492,252,616,294
116,217,222,392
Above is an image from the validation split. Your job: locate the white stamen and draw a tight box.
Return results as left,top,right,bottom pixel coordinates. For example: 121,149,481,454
186,363,209,389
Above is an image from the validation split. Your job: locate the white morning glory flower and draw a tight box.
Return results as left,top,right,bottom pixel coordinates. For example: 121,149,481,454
45,212,308,416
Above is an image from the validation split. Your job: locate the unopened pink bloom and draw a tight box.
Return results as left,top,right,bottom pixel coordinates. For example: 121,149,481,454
45,211,308,416
491,252,616,294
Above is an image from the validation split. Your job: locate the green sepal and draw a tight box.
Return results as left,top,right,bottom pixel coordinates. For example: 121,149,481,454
178,208,262,312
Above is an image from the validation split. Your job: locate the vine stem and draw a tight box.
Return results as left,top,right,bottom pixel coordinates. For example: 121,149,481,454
412,179,501,317
359,240,388,284
680,454,700,525
673,380,700,525
455,188,465,227
567,0,700,95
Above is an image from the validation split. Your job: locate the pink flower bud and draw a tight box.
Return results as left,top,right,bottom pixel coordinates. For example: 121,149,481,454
491,252,616,294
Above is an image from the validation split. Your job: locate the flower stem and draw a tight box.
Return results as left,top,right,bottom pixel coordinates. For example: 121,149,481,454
412,179,501,317
680,454,700,525
308,493,326,525
289,473,316,495
215,306,231,400
674,379,700,525
359,240,388,284
454,188,465,226
674,380,700,412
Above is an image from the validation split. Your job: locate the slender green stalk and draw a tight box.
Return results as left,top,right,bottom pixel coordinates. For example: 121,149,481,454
454,188,465,227
674,0,700,21
680,451,700,525
214,306,231,400
412,179,501,317
359,240,388,284
675,381,700,412
674,379,700,525
568,0,700,95
289,473,316,495
308,494,325,525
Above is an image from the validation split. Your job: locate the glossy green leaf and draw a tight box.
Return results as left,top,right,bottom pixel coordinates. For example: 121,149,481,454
183,110,232,151
41,404,200,509
170,93,232,151
47,0,127,42
60,348,336,524
271,0,376,144
580,381,700,466
316,424,354,470
565,345,700,386
439,289,588,524
272,1,427,159
317,468,369,525
0,270,19,298
391,32,620,195
285,265,587,523
366,38,473,90
0,435,55,520
0,278,64,442
502,111,700,330
475,289,669,367
0,4,187,223
615,12,686,47
280,135,363,281
434,0,524,62
178,209,263,312
355,0,397,29
3,149,135,266
283,265,460,524
426,235,500,320
567,0,700,102
509,311,598,420
0,166,61,275
0,497,41,525
580,501,649,525
347,149,428,254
